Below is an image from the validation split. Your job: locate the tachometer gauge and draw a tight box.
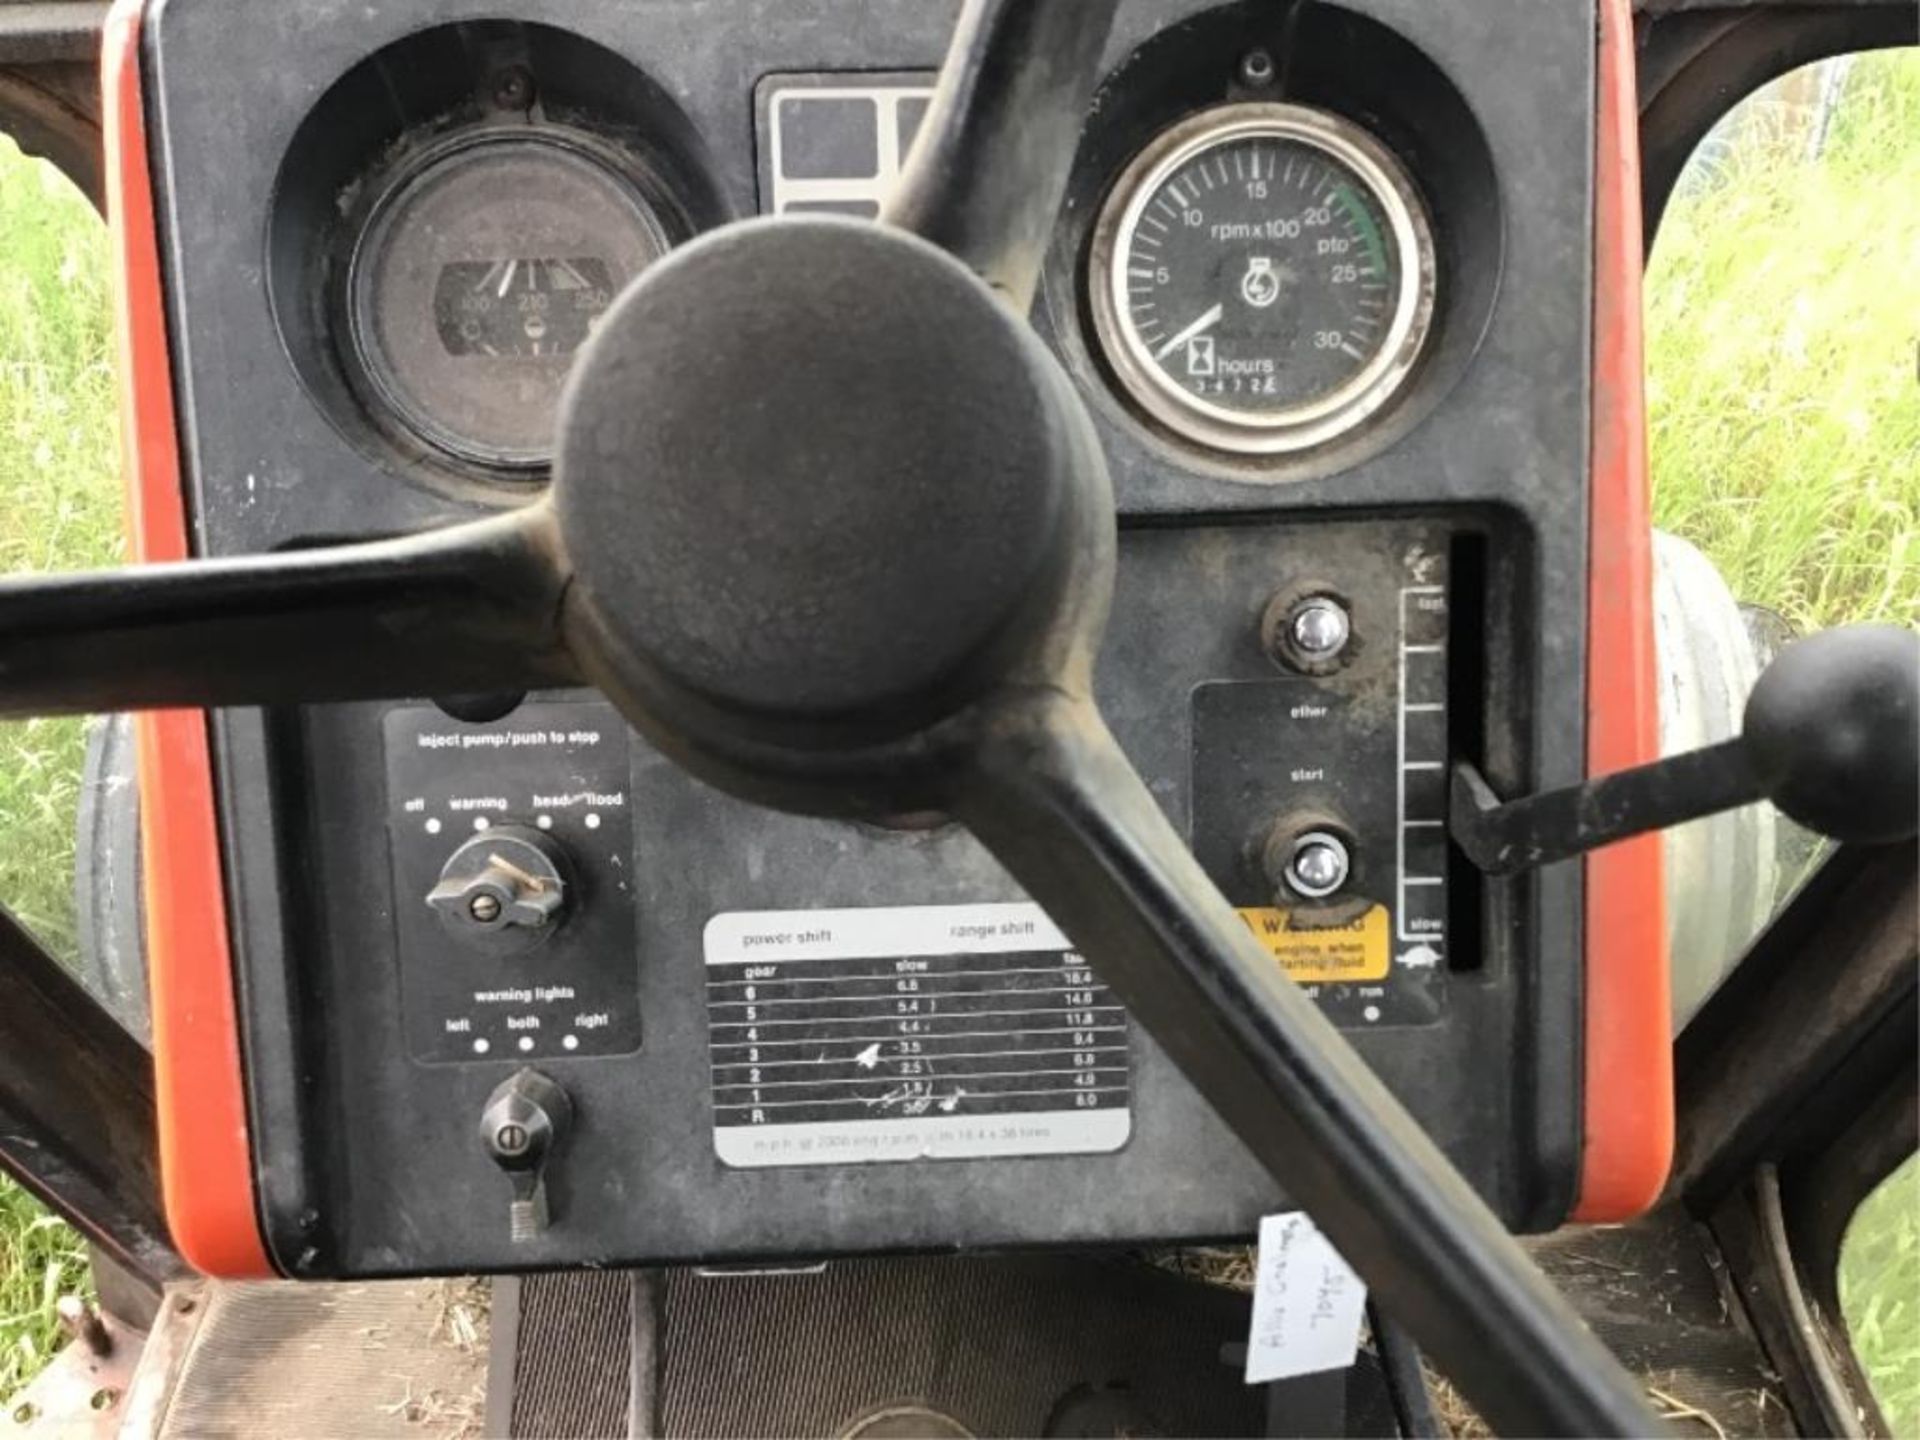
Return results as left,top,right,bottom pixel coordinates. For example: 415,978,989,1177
344,130,674,473
1089,103,1436,455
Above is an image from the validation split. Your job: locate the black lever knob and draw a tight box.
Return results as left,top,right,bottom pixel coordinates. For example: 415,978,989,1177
1453,622,1918,875
1742,623,1918,844
479,1068,572,1242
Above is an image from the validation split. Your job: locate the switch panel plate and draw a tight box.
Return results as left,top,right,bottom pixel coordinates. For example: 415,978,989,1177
385,700,638,1063
1190,544,1452,1028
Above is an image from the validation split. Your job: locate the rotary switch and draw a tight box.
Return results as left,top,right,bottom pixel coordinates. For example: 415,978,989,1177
426,826,570,955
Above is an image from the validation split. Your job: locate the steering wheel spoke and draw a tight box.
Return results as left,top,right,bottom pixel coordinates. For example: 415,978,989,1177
0,504,575,717
882,0,1117,308
959,695,1659,1438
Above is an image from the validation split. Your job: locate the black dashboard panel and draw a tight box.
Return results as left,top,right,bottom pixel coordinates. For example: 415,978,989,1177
143,0,1597,1276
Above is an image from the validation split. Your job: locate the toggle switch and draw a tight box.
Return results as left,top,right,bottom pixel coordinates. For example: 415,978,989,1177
479,1068,572,1243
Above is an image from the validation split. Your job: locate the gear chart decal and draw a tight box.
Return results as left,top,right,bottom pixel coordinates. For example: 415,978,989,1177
703,904,1132,1167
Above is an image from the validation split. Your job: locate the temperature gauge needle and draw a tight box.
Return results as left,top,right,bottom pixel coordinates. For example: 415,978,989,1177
1154,303,1224,361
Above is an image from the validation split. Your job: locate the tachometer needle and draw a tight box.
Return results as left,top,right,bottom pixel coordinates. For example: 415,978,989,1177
1154,303,1224,361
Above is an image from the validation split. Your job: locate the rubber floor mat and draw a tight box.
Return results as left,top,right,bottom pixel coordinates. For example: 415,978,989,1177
510,1255,1265,1438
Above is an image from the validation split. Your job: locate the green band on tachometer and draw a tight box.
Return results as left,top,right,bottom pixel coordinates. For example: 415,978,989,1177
1333,183,1390,277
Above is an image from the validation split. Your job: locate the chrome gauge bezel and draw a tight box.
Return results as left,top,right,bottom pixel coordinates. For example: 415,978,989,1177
341,127,674,476
1088,102,1438,457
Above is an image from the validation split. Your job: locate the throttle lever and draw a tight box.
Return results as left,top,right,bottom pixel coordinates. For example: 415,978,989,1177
1453,623,1918,876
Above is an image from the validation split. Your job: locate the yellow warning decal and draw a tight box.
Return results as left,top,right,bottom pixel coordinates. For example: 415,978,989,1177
1234,905,1391,984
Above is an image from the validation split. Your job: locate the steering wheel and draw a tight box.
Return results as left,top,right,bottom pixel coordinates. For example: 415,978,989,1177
1,5,1663,1432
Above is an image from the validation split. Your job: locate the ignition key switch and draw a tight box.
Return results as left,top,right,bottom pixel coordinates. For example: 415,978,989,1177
480,1068,573,1243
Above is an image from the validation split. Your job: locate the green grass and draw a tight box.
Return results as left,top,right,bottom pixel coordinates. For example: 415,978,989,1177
0,129,119,1402
1647,50,1920,632
0,131,121,965
1842,1154,1920,1437
0,1183,91,1405
0,48,1917,1416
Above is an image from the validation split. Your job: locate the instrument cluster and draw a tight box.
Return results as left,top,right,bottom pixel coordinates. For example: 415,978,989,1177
266,4,1500,495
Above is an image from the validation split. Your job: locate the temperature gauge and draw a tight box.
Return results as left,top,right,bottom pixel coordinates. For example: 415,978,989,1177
1089,103,1436,455
345,131,675,473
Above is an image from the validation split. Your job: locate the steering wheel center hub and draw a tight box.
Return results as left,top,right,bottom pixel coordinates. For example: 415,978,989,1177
553,217,1093,743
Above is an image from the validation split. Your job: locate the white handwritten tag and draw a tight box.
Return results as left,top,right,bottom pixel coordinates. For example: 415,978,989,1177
1244,1211,1368,1384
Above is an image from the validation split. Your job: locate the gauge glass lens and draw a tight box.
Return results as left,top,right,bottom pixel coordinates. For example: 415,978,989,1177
349,135,670,470
1128,142,1397,412
1092,105,1435,454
